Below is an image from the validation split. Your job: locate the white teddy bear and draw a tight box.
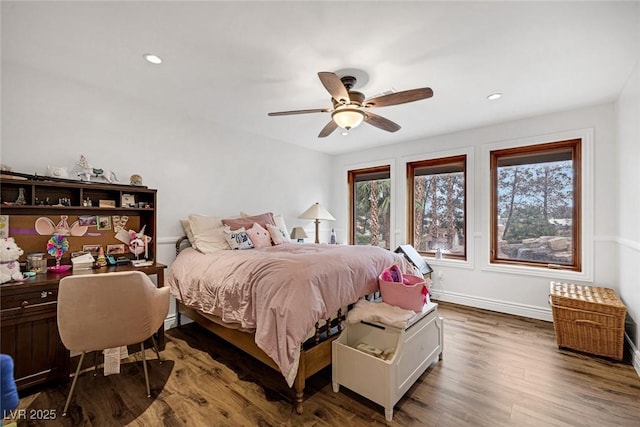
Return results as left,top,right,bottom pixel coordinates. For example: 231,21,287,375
0,237,24,284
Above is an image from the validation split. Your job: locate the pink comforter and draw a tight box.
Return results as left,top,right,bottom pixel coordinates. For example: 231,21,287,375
167,243,410,386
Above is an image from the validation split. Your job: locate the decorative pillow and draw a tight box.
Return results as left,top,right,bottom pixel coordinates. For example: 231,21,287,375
223,212,275,230
180,220,196,248
273,214,289,236
245,223,272,249
223,226,254,250
267,223,290,245
187,214,230,253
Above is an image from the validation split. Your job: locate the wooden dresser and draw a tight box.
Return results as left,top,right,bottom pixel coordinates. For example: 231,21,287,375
0,175,163,392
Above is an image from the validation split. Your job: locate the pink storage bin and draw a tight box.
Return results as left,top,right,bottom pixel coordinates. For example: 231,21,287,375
379,273,427,312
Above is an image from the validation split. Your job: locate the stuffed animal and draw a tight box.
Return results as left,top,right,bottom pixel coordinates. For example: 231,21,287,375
381,264,410,285
0,237,24,284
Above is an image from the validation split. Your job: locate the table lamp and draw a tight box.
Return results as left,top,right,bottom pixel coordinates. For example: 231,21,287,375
290,227,308,243
299,202,335,244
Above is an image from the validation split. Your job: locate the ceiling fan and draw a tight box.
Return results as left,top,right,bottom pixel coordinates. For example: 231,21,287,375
267,72,434,138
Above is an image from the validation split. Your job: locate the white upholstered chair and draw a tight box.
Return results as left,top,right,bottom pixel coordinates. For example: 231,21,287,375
57,271,170,416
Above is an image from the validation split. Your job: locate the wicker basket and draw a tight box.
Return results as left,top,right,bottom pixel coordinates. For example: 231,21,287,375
549,282,626,360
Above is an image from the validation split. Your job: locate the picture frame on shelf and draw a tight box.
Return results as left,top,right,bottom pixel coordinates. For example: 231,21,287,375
99,200,116,208
121,194,135,208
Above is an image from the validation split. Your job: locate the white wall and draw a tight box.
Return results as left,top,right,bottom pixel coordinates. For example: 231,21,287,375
1,61,333,323
332,103,619,321
616,10,640,371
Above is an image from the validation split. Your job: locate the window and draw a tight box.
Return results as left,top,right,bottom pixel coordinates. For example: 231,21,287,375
407,155,466,259
490,139,581,271
348,166,391,249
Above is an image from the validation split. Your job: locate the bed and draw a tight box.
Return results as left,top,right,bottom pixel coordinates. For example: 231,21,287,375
167,237,412,414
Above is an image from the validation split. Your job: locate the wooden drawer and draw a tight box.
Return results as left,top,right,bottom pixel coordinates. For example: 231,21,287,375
1,286,57,311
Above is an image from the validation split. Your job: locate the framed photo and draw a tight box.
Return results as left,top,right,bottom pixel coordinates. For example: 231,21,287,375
96,216,111,230
99,200,116,208
82,244,101,256
121,194,135,208
106,244,125,255
78,215,97,226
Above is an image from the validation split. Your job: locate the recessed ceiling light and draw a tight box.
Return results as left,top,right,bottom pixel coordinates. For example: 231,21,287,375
341,131,349,136
143,54,162,64
487,93,502,101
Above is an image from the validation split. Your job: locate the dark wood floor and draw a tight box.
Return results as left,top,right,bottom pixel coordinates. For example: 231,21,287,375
8,302,640,426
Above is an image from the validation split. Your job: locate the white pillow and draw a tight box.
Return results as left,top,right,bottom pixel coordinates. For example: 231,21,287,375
267,223,290,245
273,214,289,235
180,219,196,248
187,214,230,253
223,226,254,250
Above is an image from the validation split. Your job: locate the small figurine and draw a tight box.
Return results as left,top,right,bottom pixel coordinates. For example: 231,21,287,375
74,155,118,183
95,247,107,267
128,226,151,259
0,237,25,283
15,188,26,205
130,174,143,186
46,165,69,179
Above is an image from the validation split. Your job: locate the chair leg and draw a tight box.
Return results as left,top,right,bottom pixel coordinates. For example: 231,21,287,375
63,352,86,417
141,343,151,398
151,335,163,364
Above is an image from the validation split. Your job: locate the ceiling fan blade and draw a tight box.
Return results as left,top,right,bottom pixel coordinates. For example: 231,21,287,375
364,112,401,132
318,72,350,104
268,108,329,116
364,87,433,108
318,120,338,138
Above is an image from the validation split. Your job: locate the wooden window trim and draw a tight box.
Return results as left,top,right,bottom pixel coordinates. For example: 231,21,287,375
347,165,391,246
489,138,582,271
407,155,467,260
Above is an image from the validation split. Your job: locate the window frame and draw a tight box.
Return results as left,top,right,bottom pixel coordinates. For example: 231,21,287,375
406,154,468,260
489,138,582,272
347,165,392,247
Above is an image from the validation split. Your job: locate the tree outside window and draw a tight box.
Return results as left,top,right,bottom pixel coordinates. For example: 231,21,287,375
490,139,581,270
407,155,466,259
348,166,391,249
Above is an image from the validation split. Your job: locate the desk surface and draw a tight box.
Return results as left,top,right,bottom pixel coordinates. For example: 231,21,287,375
1,262,167,288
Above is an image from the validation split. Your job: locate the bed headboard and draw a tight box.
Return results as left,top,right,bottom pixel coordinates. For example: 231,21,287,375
176,236,191,256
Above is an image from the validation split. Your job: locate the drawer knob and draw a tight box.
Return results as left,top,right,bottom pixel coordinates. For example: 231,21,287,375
21,300,29,308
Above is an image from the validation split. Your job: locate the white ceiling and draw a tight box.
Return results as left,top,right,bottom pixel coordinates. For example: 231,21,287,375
2,1,639,155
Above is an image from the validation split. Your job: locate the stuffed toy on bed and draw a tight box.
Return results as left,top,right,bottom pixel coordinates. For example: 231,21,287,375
0,237,24,284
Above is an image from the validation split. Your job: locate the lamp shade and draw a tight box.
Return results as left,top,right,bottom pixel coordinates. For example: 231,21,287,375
299,202,336,221
332,107,365,130
290,227,308,242
299,202,335,244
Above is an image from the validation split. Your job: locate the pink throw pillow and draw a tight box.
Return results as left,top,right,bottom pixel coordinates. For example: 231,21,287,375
222,212,275,230
245,223,272,248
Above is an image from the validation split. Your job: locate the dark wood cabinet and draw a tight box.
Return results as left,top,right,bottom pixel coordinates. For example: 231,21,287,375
0,176,163,393
0,279,69,390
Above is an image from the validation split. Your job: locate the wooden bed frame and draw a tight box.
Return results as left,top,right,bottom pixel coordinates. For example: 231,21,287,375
173,236,344,414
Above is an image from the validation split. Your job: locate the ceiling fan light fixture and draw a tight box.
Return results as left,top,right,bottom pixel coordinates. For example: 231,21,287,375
331,107,365,130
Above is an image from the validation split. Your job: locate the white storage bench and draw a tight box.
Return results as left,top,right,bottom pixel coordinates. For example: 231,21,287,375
332,302,444,421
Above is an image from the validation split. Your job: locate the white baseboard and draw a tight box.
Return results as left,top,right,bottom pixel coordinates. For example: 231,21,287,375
625,333,640,377
164,313,179,330
431,289,553,322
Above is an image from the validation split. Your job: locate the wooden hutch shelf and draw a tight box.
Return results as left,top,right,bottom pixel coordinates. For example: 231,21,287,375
0,174,163,393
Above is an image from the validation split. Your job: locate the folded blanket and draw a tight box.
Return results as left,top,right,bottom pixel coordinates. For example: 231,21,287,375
346,299,416,329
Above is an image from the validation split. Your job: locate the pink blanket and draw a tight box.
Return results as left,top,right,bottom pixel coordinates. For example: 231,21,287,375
167,243,410,386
